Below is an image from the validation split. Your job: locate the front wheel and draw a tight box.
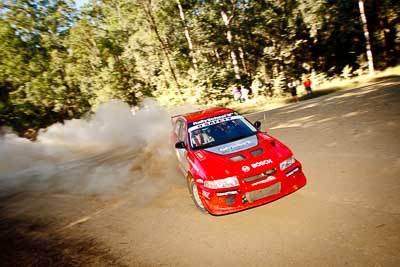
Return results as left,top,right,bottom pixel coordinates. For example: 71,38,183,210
189,178,208,213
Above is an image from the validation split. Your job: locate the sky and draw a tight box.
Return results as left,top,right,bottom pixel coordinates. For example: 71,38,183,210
74,0,88,9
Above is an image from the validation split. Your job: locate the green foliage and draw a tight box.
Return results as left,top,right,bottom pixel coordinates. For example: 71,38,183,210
1,0,400,136
0,0,86,134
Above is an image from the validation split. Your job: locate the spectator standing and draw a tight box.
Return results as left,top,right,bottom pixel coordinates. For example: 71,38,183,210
287,78,299,102
265,80,273,97
240,85,249,102
233,86,241,102
303,76,313,96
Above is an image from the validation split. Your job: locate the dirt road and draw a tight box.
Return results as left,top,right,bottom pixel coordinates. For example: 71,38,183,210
1,78,399,266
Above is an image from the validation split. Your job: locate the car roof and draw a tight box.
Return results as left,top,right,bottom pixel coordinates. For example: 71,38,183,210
182,107,235,123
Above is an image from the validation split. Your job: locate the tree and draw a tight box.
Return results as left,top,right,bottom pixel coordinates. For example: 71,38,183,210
176,0,198,72
138,0,182,96
219,0,241,80
1,0,400,136
358,0,375,75
0,0,87,133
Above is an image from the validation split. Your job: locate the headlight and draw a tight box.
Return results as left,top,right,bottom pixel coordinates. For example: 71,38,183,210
280,156,295,171
204,176,239,189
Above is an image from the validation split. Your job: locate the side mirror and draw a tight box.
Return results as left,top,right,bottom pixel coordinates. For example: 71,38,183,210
175,141,186,149
254,121,261,131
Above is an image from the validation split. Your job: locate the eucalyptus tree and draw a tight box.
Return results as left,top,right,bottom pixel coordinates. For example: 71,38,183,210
67,0,153,107
138,0,182,95
235,0,314,92
176,0,198,72
358,0,375,75
218,0,241,80
0,0,85,133
361,0,400,68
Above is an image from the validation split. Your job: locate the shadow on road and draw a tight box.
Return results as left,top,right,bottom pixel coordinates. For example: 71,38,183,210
0,211,123,267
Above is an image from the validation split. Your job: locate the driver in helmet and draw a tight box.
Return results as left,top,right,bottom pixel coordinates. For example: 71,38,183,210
191,128,214,147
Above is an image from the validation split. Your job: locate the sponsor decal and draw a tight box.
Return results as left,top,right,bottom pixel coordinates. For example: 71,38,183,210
188,158,200,172
219,141,251,152
193,113,234,126
251,159,273,168
205,135,258,155
188,113,242,131
202,190,211,199
242,165,251,172
251,176,276,186
195,151,205,161
196,179,204,183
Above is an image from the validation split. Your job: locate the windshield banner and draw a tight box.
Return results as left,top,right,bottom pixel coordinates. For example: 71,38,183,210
188,113,242,132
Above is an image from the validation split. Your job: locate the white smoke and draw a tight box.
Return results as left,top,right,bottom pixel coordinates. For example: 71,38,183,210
0,99,187,200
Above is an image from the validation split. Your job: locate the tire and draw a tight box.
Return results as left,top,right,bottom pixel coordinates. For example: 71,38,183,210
188,177,208,213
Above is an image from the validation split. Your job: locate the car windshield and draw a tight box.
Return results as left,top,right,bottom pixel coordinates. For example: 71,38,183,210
188,112,257,150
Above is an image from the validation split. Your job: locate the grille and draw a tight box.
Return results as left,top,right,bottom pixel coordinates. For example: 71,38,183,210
243,168,276,183
244,182,281,203
250,148,264,157
229,154,246,162
225,195,236,205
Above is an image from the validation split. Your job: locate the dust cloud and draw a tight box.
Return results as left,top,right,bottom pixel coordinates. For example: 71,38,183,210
0,99,190,200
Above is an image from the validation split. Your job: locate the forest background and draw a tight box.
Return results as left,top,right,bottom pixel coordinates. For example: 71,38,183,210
1,0,399,137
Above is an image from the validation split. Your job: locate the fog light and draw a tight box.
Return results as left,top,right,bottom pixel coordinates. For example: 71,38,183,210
225,195,236,205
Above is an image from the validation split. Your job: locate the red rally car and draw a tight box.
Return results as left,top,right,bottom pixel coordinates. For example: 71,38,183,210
171,107,306,215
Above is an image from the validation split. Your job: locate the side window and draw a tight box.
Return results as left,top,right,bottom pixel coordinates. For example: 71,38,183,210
174,120,182,137
179,121,187,143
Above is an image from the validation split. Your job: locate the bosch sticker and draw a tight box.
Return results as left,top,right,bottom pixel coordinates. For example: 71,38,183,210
242,166,250,172
251,159,273,168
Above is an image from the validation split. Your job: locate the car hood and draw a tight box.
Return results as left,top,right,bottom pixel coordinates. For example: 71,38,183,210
205,135,259,155
192,133,292,180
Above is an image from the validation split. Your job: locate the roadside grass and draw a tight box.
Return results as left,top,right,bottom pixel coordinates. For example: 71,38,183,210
231,65,400,114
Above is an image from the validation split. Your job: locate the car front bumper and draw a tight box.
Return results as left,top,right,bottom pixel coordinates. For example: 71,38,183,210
199,164,307,215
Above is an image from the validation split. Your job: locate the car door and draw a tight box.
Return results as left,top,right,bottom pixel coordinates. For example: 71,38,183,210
175,119,189,174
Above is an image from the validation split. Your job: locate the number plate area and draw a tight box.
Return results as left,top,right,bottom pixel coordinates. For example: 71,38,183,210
244,182,281,203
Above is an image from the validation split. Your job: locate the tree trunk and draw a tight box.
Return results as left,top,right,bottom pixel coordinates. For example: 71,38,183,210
140,0,182,95
375,0,389,67
220,2,241,80
176,0,198,72
214,49,221,65
238,46,249,76
358,0,375,76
